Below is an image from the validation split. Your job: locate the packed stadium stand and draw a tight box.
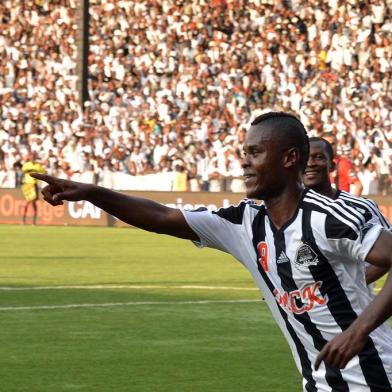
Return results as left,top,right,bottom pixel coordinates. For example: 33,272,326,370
0,0,391,194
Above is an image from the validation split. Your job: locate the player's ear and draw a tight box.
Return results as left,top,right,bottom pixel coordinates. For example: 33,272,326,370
283,147,300,169
329,159,336,172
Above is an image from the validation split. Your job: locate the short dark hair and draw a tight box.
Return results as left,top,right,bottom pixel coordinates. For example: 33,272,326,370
251,112,309,172
309,137,334,163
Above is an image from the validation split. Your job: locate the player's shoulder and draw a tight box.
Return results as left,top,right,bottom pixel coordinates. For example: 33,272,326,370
33,162,45,171
22,161,33,170
212,198,264,225
303,188,369,227
337,191,378,210
214,198,263,214
337,190,391,229
303,188,357,212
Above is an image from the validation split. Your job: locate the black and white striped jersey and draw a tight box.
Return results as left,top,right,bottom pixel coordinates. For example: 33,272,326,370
182,188,392,391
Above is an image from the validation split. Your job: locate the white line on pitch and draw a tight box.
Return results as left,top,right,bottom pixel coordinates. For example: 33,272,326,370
0,299,261,311
0,284,258,291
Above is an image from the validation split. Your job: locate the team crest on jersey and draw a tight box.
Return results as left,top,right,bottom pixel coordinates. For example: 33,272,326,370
294,243,318,269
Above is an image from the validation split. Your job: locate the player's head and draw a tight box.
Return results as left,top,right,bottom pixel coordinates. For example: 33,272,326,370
242,112,309,200
303,137,335,191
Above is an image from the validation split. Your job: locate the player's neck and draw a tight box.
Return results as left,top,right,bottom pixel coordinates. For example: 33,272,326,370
264,182,304,230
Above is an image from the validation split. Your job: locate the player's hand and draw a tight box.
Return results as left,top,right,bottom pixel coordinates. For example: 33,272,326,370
30,173,91,206
315,326,367,370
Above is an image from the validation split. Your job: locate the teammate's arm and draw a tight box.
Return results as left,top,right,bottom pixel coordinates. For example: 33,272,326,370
315,229,392,370
31,173,199,240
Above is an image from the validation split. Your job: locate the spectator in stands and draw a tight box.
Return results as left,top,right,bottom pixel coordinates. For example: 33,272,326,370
207,157,224,193
0,161,9,188
172,164,188,192
332,143,363,196
358,162,379,196
372,141,392,196
1,0,391,194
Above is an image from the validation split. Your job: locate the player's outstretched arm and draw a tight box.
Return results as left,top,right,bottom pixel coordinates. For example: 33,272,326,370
30,173,199,241
315,230,392,370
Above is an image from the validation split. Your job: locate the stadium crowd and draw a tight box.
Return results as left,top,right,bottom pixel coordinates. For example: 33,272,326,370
0,0,391,194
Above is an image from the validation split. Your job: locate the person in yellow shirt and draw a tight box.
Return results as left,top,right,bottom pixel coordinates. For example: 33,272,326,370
172,164,188,192
21,152,45,225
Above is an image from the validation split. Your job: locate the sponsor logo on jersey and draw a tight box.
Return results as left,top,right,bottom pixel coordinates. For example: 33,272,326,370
276,251,290,264
273,281,328,314
294,243,318,269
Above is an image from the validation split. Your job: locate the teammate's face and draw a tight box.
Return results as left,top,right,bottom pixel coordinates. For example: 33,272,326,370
242,124,286,200
303,141,333,189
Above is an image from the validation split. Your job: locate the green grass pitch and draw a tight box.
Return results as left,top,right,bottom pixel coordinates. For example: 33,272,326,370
0,225,387,392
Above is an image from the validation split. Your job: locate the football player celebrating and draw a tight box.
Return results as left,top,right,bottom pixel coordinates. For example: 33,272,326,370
33,112,392,391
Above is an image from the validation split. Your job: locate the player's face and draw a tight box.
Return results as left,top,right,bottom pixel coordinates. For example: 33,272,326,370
303,141,333,189
242,124,285,200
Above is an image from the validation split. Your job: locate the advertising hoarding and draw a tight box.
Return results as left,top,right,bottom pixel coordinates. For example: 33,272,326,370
0,188,391,227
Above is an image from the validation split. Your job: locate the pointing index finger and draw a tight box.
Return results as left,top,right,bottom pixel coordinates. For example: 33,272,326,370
30,173,58,184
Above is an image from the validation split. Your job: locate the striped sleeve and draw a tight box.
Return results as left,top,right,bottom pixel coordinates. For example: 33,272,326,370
325,209,384,263
181,200,256,256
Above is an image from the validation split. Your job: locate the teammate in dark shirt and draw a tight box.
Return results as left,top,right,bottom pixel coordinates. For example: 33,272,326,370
32,112,392,391
304,137,390,285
